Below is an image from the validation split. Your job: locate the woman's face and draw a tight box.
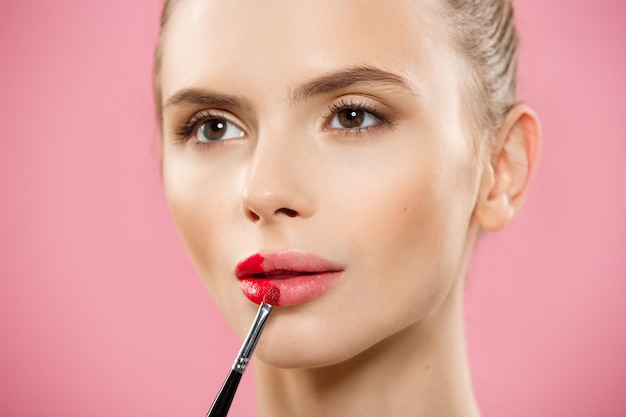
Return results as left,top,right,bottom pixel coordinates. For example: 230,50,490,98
159,0,483,367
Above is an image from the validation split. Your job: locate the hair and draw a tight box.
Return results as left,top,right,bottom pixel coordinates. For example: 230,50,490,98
440,0,519,144
153,0,519,141
152,0,178,125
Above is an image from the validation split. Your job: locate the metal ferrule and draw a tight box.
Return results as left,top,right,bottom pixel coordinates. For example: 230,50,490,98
231,302,274,374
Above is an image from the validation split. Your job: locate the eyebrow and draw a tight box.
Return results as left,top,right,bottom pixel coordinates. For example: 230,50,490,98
291,65,417,104
164,89,253,111
163,66,417,110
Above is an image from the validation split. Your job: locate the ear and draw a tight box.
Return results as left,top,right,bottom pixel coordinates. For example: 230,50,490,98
473,104,542,231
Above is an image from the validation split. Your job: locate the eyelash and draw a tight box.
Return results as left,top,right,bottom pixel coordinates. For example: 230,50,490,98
174,99,394,144
175,110,224,141
325,98,393,134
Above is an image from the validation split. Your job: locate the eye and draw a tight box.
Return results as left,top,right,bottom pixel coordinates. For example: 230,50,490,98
325,98,392,134
196,117,245,143
330,108,380,130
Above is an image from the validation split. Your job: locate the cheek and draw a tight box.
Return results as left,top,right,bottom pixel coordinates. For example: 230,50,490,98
162,151,240,290
344,146,478,326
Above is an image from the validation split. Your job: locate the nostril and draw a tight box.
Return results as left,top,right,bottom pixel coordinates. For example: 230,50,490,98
276,208,298,217
245,207,299,222
247,210,261,221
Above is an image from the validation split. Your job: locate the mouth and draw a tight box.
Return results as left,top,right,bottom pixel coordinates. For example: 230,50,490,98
236,251,343,307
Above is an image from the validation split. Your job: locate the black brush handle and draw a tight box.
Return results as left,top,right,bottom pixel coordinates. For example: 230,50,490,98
206,370,243,417
205,302,273,417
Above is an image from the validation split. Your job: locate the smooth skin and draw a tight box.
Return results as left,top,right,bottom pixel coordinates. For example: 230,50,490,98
158,0,541,416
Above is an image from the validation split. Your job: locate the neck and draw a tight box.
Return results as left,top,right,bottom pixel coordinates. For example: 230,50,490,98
254,277,480,417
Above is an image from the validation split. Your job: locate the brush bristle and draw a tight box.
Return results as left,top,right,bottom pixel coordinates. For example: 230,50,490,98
262,286,280,306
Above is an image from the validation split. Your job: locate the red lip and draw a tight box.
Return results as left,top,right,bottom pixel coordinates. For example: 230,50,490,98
236,251,343,306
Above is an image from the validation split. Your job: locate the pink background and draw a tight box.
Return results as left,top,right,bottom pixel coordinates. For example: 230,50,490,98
1,1,625,416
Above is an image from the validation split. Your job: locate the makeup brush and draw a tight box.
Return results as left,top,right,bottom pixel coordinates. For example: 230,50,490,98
206,286,280,417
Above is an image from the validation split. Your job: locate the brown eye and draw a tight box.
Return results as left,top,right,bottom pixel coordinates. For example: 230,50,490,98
338,110,364,128
196,118,244,142
330,108,379,130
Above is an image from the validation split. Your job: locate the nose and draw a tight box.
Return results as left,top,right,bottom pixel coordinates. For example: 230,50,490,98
241,133,314,224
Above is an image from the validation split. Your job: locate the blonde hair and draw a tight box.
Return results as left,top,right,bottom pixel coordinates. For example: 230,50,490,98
441,0,520,139
153,0,179,124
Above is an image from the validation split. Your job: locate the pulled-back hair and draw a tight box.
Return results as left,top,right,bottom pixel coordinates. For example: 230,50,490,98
441,0,519,140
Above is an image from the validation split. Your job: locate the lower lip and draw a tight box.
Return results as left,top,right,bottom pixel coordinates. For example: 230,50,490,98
239,272,342,307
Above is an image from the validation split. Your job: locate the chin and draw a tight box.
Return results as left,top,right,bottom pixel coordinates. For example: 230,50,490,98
255,339,367,370
251,311,403,370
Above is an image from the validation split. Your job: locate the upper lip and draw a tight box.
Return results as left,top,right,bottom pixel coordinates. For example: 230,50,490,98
236,250,343,279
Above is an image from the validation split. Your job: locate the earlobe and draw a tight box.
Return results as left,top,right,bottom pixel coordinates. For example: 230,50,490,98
474,104,542,231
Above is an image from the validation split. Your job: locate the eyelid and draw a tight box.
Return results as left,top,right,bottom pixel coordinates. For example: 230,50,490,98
322,96,394,133
174,109,247,143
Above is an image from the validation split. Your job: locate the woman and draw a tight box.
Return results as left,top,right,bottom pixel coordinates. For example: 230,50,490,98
153,0,541,415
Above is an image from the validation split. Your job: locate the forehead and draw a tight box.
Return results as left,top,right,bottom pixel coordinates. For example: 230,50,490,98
159,0,455,104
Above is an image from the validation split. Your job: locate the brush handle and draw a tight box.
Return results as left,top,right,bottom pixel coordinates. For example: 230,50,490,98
206,369,242,417
205,302,274,417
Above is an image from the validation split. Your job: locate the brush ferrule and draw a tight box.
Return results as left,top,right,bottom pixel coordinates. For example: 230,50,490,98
232,357,249,373
231,302,273,374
